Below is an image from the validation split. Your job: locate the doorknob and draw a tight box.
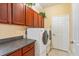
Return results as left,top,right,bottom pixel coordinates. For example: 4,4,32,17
53,33,56,36
70,41,79,44
70,41,74,44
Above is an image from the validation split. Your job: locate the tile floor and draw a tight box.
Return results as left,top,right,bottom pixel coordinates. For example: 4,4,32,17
48,48,70,56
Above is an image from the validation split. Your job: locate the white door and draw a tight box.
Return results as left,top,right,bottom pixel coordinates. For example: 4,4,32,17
72,3,79,55
51,15,69,51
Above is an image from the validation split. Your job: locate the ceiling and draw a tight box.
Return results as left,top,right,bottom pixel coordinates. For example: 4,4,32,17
39,3,58,9
39,3,67,9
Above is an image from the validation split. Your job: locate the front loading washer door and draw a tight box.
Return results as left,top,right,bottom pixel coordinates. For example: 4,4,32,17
42,30,48,45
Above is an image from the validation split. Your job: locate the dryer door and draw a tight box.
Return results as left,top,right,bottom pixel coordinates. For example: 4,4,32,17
42,30,48,45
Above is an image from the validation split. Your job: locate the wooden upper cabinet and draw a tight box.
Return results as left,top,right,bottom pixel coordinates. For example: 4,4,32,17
12,3,25,25
0,3,43,27
33,11,39,27
0,3,8,23
26,7,34,27
38,15,42,28
38,15,44,28
41,16,44,28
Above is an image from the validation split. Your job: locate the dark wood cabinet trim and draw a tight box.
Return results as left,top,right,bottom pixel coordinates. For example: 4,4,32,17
7,3,12,24
11,3,13,24
5,3,8,24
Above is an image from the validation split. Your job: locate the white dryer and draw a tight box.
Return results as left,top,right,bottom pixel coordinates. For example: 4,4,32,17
27,28,48,56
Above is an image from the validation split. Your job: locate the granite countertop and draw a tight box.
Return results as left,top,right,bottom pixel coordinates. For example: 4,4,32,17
0,36,36,56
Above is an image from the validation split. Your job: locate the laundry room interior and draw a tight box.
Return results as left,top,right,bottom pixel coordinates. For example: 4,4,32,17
0,3,79,56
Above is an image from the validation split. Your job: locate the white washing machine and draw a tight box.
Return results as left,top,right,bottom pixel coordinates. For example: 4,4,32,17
27,28,49,56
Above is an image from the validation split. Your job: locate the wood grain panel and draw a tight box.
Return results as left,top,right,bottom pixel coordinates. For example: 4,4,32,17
12,3,25,25
0,3,8,23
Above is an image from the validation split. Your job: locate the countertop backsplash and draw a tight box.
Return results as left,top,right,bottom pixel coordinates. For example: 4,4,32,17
0,23,27,39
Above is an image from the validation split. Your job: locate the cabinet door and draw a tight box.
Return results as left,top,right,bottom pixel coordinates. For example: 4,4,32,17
41,16,44,28
23,42,34,54
33,11,39,27
38,15,42,28
23,48,34,56
23,42,35,56
12,3,25,25
26,7,34,27
0,3,8,23
38,15,44,28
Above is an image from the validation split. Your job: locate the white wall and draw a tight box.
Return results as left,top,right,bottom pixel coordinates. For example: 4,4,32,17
0,23,27,39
